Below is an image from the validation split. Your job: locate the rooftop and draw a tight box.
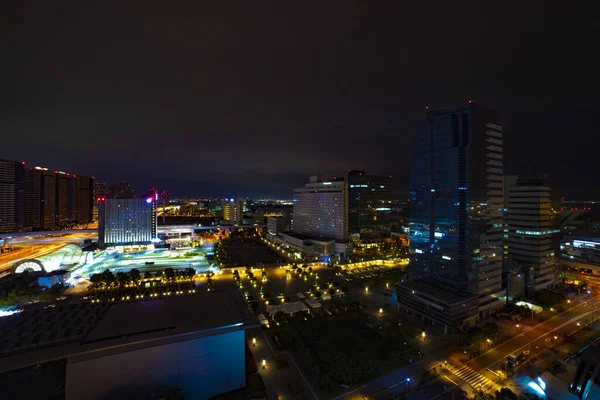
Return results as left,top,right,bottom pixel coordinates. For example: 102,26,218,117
0,289,258,373
398,279,478,305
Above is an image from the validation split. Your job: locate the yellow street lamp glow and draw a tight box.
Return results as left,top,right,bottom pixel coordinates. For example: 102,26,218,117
262,359,266,369
252,337,256,346
486,338,491,343
422,331,426,339
554,336,558,340
379,308,383,314
365,287,369,293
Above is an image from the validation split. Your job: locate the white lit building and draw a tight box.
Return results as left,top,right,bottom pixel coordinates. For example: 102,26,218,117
98,197,157,248
292,176,348,242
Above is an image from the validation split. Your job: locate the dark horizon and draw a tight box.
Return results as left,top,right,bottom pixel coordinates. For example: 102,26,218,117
2,2,599,199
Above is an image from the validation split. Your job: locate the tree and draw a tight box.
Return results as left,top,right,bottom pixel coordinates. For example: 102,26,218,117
186,267,196,279
308,267,313,273
483,321,499,336
341,285,349,293
129,268,141,283
116,271,129,287
101,269,115,286
328,288,336,296
495,388,517,400
274,311,288,324
164,268,175,281
233,270,239,277
261,270,267,278
143,271,154,279
89,273,103,288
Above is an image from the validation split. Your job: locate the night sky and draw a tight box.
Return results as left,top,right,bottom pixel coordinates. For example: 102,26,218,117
1,2,598,199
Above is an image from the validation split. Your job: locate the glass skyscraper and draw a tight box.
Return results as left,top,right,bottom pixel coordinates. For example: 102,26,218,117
397,102,505,331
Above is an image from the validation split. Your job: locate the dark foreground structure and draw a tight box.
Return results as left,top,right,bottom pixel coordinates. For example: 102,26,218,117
0,290,258,400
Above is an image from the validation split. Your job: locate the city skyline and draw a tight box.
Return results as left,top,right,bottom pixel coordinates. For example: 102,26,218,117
2,2,599,199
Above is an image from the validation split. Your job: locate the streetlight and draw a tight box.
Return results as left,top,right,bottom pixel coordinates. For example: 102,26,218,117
379,308,383,315
262,359,266,369
422,331,426,340
252,337,256,347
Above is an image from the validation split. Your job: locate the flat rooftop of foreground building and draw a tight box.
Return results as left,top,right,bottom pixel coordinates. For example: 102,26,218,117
0,289,258,373
397,279,477,306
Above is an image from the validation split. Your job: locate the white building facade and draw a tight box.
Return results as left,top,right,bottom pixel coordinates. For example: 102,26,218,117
98,198,156,247
292,176,348,242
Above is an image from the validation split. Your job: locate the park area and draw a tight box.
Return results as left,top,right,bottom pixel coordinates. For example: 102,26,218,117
275,310,420,394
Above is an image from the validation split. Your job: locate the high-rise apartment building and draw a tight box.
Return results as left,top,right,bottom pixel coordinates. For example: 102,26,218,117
0,159,25,233
98,197,157,248
54,171,70,228
506,177,560,295
396,102,504,332
292,176,348,241
68,175,94,223
347,170,392,236
222,199,243,225
24,167,57,230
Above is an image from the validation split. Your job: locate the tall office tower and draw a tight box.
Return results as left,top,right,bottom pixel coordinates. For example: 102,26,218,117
54,171,70,228
293,175,348,241
68,175,94,223
396,102,504,332
347,170,392,237
506,177,560,295
0,159,25,233
108,181,136,199
222,198,243,225
98,197,157,248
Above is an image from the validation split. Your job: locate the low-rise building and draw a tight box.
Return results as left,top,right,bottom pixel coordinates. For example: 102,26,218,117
265,231,351,258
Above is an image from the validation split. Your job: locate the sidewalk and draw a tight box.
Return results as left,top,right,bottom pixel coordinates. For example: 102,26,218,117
247,328,318,400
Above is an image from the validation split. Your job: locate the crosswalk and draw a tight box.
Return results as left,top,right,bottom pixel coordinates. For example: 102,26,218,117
452,365,494,391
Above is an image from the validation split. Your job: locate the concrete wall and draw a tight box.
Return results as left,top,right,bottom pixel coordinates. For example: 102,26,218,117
66,330,245,400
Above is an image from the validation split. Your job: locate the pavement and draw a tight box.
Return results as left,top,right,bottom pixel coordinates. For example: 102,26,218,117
247,328,319,400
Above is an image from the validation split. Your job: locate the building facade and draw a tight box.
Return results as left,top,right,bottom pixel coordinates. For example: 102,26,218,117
397,102,505,331
68,175,94,223
267,215,291,236
292,175,348,242
347,170,392,236
506,178,560,295
0,159,25,233
54,171,70,228
222,199,244,225
24,166,57,230
98,198,157,247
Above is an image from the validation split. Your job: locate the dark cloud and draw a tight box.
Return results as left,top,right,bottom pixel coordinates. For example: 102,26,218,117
1,1,598,198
